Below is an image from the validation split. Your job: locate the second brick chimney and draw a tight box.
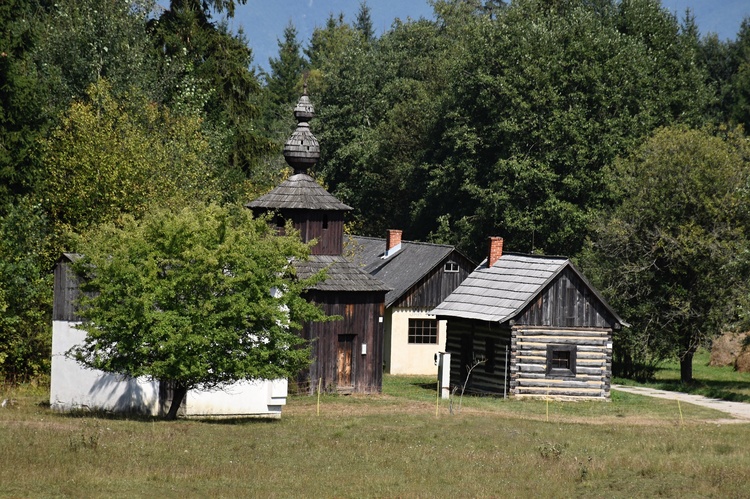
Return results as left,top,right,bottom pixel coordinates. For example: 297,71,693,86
488,237,504,268
384,229,402,258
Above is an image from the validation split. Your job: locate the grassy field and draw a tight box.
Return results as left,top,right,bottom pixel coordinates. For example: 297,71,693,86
614,349,750,403
1,374,749,498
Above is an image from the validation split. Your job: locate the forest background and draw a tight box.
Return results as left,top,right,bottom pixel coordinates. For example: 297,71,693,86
2,0,750,385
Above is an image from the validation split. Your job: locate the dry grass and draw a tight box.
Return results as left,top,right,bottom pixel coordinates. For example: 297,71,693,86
0,376,748,498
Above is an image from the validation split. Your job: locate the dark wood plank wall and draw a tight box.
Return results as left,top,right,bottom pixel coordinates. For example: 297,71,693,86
394,253,474,309
284,209,344,256
510,326,612,398
444,317,512,395
302,291,386,394
516,267,615,328
53,261,82,322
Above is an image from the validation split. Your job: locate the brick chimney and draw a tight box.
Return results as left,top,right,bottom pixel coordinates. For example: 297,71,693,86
488,237,504,268
384,229,402,258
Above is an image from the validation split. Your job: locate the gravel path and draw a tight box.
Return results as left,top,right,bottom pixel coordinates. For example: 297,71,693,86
612,384,750,422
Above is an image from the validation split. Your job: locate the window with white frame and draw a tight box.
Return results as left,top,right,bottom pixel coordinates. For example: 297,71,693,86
444,260,459,273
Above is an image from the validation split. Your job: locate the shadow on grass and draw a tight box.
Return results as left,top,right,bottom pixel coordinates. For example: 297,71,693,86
197,417,280,425
59,408,161,423
414,382,437,392
650,379,750,403
58,409,282,424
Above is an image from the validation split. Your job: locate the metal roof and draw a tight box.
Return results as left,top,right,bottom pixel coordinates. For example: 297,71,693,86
432,253,626,325
295,255,390,292
348,236,458,307
245,173,352,211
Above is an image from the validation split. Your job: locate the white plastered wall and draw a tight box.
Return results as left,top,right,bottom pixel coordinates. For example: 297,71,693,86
51,321,287,418
384,308,446,375
51,321,161,415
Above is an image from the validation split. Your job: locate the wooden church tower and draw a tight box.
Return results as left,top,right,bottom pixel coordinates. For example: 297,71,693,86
246,88,389,394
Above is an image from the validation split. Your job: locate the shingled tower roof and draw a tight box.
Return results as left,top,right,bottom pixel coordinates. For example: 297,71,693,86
246,86,351,212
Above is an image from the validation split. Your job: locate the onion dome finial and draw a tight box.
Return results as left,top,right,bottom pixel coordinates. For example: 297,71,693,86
283,84,319,174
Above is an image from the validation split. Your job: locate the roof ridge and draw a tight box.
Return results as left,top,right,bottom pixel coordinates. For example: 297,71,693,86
502,252,569,261
351,234,454,249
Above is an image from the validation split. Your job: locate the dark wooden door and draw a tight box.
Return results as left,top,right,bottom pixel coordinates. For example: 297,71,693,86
337,335,355,387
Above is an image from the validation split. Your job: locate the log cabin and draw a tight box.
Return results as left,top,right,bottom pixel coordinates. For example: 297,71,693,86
433,237,627,400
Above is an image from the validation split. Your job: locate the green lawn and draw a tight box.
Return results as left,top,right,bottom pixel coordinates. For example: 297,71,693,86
0,376,748,498
614,349,750,403
0,376,750,497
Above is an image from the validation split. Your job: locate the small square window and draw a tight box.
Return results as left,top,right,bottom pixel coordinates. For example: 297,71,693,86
546,344,576,377
408,319,438,344
444,261,459,273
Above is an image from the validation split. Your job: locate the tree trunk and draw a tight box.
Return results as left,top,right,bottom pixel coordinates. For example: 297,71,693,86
680,351,694,383
165,384,187,420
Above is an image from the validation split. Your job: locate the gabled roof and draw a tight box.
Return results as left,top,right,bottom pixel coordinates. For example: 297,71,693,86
59,253,82,263
432,253,626,326
295,255,390,293
245,173,352,211
348,236,463,307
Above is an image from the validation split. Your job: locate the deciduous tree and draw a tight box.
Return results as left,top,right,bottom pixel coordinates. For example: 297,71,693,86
70,203,326,419
37,79,232,256
584,126,750,382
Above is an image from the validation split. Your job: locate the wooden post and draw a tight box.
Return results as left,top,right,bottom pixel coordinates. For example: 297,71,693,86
436,378,440,418
317,377,322,416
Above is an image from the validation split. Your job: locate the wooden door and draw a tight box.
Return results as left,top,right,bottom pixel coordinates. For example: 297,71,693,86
337,335,355,387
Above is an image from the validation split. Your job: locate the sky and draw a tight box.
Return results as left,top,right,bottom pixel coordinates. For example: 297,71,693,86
224,1,750,73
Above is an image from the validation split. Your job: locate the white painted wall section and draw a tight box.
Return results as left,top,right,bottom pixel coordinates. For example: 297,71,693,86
385,308,447,375
50,321,161,415
50,321,288,418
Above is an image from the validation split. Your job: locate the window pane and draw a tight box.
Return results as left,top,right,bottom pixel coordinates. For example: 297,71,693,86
408,319,437,344
551,351,570,369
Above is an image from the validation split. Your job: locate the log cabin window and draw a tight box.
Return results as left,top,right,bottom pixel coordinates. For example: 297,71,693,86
444,260,459,273
323,214,328,230
408,319,437,344
546,344,576,377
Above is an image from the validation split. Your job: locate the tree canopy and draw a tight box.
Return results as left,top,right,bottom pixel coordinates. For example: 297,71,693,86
583,125,750,382
315,0,713,259
70,203,327,419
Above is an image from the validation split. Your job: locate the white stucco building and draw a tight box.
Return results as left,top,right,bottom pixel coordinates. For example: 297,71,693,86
50,254,288,418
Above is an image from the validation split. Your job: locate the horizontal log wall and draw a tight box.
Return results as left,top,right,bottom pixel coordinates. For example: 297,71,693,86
445,317,512,395
511,326,612,399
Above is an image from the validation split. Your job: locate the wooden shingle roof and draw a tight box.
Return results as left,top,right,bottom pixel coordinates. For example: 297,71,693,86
433,253,625,325
295,255,390,292
349,236,458,307
245,174,352,211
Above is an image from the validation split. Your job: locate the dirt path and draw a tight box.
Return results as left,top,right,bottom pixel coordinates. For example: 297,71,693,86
612,384,750,423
